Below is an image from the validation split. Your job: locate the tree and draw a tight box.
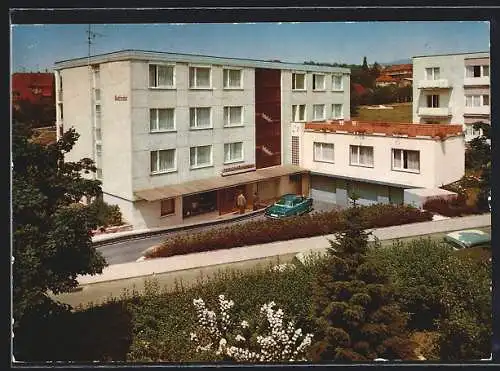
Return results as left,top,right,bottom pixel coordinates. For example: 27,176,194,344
309,206,415,361
362,56,369,71
12,121,107,355
13,98,56,128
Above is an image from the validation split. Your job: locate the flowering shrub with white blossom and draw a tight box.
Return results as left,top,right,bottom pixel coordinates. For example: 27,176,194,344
270,263,296,273
190,295,314,362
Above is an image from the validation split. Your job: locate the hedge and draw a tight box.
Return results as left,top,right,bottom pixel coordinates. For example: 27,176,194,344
146,204,432,259
423,195,480,218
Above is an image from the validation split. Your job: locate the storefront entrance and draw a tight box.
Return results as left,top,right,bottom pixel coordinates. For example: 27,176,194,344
218,186,247,215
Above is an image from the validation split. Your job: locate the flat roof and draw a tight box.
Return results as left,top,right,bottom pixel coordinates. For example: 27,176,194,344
54,49,350,74
134,164,308,201
412,51,489,59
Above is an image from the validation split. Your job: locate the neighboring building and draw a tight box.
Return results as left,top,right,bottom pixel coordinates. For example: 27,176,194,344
12,72,55,105
412,51,490,141
291,120,465,207
375,74,398,87
382,64,413,80
54,50,350,228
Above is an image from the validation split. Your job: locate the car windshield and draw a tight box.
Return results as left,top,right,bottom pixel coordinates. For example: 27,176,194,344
276,198,294,207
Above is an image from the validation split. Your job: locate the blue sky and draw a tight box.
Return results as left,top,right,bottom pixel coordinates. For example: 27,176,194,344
11,22,489,72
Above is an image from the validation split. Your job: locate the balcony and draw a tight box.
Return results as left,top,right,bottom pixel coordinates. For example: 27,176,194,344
464,106,490,116
464,76,490,86
418,107,452,117
57,90,63,102
417,79,451,89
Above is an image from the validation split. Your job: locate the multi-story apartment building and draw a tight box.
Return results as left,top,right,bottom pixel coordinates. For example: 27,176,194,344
54,50,350,228
291,120,465,207
412,51,490,141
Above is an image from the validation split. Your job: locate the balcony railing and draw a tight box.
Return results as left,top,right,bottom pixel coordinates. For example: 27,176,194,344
417,79,451,89
464,106,490,116
418,107,452,117
464,76,490,86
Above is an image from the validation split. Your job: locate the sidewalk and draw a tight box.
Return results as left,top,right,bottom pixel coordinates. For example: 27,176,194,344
79,213,491,286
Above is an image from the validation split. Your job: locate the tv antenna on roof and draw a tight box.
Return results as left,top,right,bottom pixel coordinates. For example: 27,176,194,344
86,24,105,63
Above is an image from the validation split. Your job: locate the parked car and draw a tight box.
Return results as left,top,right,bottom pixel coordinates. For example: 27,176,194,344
443,229,491,250
264,194,313,219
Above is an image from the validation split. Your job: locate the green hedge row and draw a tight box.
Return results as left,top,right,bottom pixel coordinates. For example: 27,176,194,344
146,204,433,259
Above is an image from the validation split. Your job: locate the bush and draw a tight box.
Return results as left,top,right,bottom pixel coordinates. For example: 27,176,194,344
146,204,432,259
423,196,480,217
87,198,123,227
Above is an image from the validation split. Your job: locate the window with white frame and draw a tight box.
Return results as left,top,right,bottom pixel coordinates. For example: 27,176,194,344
465,94,489,107
149,64,174,88
292,73,306,90
223,106,243,127
190,145,212,168
223,68,242,89
95,104,101,141
465,124,482,137
160,198,175,216
189,107,212,129
150,108,175,131
96,143,102,157
224,142,243,163
466,65,490,78
332,104,343,119
392,149,420,172
350,145,374,167
151,149,176,174
313,74,325,91
332,74,343,90
292,104,306,122
312,104,325,121
426,94,440,108
189,66,211,89
425,67,440,80
313,142,335,163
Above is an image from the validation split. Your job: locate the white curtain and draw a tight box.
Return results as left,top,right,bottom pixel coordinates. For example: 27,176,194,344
197,145,211,165
406,151,420,171
314,105,324,120
189,67,196,88
466,66,474,78
333,104,342,118
229,107,242,125
350,145,358,164
433,68,440,80
158,66,173,86
190,147,196,166
228,69,240,87
149,65,157,87
465,96,473,107
159,149,175,170
158,109,174,130
360,146,373,166
151,151,158,172
393,149,402,168
323,143,334,161
314,143,322,160
196,68,210,87
333,75,342,90
292,105,297,122
198,108,211,128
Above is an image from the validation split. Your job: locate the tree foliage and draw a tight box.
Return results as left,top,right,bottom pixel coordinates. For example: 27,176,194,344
309,207,415,361
13,98,56,128
12,122,107,328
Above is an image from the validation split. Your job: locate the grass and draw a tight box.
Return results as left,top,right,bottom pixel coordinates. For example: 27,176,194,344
352,103,413,123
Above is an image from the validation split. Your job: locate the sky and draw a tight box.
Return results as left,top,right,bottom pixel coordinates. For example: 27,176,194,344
11,21,490,72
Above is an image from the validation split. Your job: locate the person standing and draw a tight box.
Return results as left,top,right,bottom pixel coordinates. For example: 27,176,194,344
236,191,246,214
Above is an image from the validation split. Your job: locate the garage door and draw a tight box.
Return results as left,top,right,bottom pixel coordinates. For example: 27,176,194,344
311,175,336,203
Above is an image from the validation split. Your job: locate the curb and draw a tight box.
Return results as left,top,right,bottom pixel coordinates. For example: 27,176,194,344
92,208,266,247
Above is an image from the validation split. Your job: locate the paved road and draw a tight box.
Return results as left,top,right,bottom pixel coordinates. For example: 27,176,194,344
97,201,342,265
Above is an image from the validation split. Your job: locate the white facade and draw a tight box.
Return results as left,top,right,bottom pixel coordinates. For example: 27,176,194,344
55,50,349,228
412,51,490,141
292,121,465,207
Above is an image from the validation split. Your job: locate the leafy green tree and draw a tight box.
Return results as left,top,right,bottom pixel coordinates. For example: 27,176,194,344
12,122,107,341
362,56,369,71
309,206,414,361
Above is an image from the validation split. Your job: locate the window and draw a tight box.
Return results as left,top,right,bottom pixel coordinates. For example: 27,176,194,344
332,75,343,90
392,149,420,172
425,67,440,80
483,65,490,77
426,94,440,108
223,69,242,89
465,95,489,107
465,65,489,78
312,104,325,121
95,104,101,141
92,65,100,86
292,104,306,122
150,149,176,174
160,198,175,216
58,103,63,120
190,145,212,168
350,145,374,167
150,108,175,131
189,107,212,129
292,73,306,90
96,143,102,157
313,74,325,90
465,124,482,137
224,106,243,127
332,104,343,119
224,142,243,163
313,142,335,163
149,64,174,88
189,66,211,89
94,88,101,102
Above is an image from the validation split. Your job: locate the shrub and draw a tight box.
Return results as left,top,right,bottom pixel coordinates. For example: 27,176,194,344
87,198,123,227
146,204,432,259
423,196,480,217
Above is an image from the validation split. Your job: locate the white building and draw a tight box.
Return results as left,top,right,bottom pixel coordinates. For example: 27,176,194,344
412,51,490,141
54,50,350,228
291,120,465,207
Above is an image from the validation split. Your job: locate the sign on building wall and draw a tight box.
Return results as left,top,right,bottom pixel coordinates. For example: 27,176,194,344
114,95,128,101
